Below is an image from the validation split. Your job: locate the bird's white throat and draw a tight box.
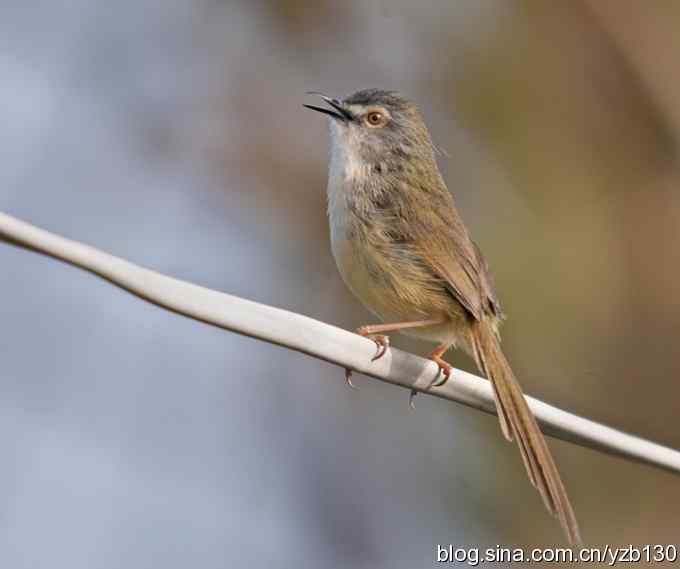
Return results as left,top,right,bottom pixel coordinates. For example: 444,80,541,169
326,122,370,237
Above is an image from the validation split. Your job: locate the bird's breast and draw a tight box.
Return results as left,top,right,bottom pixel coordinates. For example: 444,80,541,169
328,179,435,319
325,128,457,328
326,165,387,315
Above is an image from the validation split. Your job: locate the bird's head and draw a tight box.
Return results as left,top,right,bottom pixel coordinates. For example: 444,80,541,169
304,89,437,175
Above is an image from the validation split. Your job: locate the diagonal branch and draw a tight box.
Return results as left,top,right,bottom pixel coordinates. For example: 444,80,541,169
1,210,679,475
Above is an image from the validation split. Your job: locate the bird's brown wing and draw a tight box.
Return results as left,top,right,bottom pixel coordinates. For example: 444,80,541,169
410,201,492,321
472,240,503,319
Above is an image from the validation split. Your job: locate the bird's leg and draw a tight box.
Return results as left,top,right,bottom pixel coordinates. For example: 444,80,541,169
345,318,444,388
429,342,453,386
356,319,443,361
354,320,442,361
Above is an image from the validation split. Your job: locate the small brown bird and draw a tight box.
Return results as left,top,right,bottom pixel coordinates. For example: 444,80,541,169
304,89,581,545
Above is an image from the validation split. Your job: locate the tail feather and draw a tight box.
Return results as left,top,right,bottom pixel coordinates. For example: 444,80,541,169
472,338,513,442
471,321,582,546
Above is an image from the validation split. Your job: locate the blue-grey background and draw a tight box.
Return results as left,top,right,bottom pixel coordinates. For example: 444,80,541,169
1,1,679,567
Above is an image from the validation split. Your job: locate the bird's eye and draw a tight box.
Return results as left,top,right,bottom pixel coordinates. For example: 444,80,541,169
366,111,385,127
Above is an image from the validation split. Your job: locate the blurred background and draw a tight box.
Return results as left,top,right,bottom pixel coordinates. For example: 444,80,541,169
1,1,679,567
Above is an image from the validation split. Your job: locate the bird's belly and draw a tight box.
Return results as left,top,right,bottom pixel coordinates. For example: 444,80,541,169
330,229,465,344
331,234,390,316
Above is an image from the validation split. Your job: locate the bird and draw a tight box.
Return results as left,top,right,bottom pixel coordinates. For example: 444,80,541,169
304,88,582,545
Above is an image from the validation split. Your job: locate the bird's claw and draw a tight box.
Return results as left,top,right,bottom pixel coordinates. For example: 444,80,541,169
370,335,390,361
344,367,359,390
409,359,451,409
356,327,391,362
409,389,418,410
345,329,392,390
431,358,452,387
405,351,452,409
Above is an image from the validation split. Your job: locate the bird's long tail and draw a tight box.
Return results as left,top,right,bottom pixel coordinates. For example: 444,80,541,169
470,320,582,546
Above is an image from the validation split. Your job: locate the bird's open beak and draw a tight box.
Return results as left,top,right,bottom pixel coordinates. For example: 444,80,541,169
303,92,353,122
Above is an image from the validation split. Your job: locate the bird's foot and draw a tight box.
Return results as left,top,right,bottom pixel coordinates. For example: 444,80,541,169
356,327,390,362
410,354,452,409
430,353,452,387
343,328,391,390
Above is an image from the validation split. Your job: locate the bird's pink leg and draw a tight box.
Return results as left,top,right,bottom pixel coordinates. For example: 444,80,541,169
345,318,444,387
429,342,453,386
